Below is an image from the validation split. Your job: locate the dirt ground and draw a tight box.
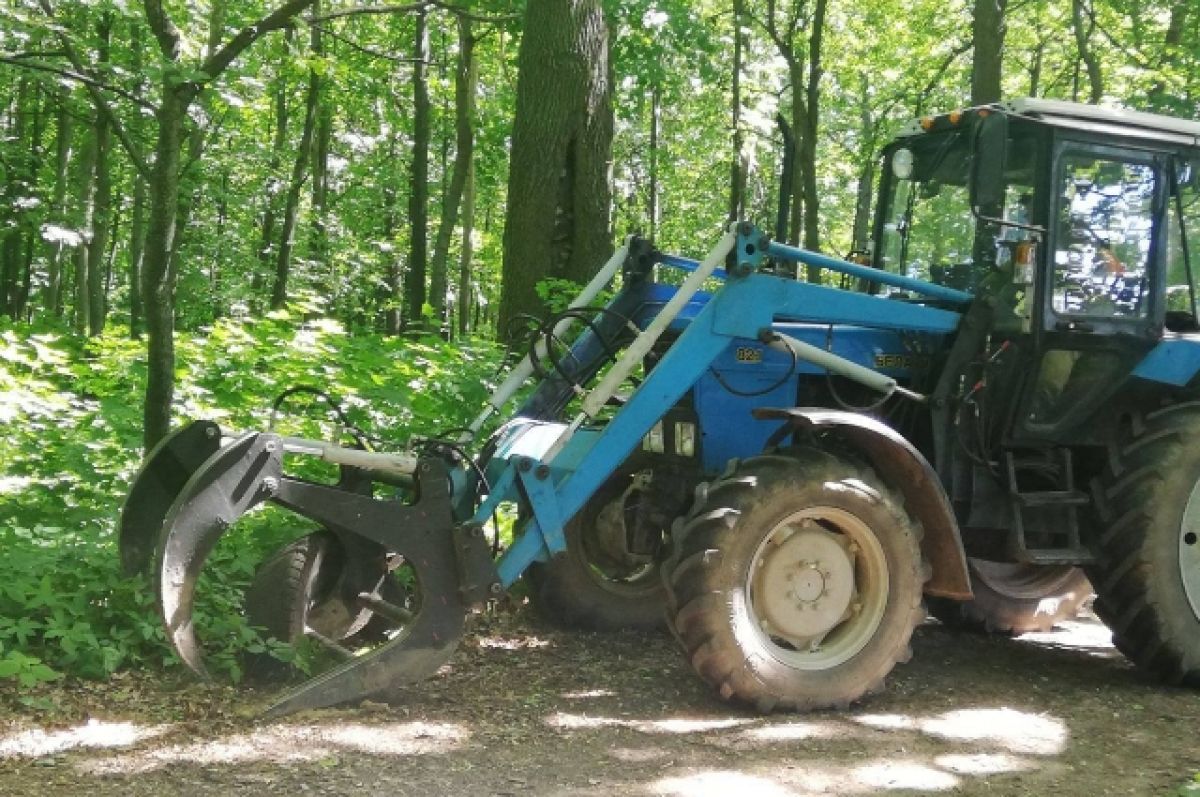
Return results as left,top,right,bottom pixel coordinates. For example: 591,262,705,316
0,608,1197,797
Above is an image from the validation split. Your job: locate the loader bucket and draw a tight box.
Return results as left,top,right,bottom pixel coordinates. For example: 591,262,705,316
146,427,486,715
119,420,223,576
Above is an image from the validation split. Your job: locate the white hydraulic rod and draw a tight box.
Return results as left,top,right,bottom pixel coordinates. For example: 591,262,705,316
765,332,925,402
579,225,737,420
462,237,634,441
536,226,737,466
277,436,419,477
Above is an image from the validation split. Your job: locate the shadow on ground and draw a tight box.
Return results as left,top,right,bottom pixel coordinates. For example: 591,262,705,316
0,613,1196,796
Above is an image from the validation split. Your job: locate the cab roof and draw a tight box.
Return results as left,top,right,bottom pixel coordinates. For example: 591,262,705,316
901,97,1200,149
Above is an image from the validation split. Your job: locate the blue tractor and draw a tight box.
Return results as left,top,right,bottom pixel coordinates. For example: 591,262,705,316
121,99,1200,715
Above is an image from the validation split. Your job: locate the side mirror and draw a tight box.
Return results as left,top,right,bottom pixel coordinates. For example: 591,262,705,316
969,111,1008,213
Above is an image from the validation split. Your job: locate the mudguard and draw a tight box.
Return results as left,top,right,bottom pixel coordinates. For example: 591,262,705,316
755,407,972,600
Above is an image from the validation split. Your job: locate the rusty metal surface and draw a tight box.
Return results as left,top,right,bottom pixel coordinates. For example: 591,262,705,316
754,407,973,600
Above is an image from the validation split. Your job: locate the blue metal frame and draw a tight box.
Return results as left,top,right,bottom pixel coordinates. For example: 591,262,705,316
765,240,974,305
479,225,965,587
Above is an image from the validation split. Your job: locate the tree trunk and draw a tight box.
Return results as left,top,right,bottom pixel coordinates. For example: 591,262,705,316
45,90,72,318
404,7,431,328
728,0,745,224
457,157,476,338
971,0,1007,105
86,12,114,336
648,84,660,239
430,15,476,337
382,134,402,335
270,65,320,309
800,0,827,257
129,24,146,337
1070,0,1102,103
73,111,100,336
141,89,187,449
256,33,293,303
499,0,613,334
1,76,31,318
309,1,332,276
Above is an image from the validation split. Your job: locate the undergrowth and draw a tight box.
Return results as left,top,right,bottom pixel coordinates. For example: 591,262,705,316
0,310,502,686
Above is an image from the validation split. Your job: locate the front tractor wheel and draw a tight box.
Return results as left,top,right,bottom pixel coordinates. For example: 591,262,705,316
664,452,927,711
1091,403,1200,685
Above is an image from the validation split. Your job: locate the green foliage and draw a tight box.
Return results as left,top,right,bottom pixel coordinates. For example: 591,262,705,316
0,315,502,685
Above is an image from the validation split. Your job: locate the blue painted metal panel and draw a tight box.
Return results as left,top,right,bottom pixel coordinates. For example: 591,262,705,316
1131,337,1200,386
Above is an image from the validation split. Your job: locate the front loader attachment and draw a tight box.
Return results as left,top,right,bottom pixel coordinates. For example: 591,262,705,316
121,422,496,716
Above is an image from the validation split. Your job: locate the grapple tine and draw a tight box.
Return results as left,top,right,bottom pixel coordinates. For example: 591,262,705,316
119,421,223,576
156,432,283,677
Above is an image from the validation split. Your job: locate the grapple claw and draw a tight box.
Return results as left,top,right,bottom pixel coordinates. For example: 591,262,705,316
119,420,223,576
155,432,283,677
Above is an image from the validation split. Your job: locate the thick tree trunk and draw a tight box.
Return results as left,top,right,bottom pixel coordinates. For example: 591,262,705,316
971,0,1007,105
499,0,613,334
430,16,476,336
270,65,320,309
404,7,431,328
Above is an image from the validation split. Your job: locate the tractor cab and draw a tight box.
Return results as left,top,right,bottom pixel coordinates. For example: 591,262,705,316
873,98,1200,443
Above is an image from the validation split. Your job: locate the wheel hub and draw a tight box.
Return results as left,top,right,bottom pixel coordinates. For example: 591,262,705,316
1181,479,1200,619
752,521,857,647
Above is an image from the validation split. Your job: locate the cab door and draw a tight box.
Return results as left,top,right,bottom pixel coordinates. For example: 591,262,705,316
1019,142,1166,440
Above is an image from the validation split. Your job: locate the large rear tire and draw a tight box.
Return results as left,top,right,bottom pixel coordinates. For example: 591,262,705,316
1090,403,1200,685
663,451,927,711
525,473,668,631
929,560,1092,635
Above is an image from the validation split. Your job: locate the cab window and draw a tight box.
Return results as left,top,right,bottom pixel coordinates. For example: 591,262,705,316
1051,154,1156,318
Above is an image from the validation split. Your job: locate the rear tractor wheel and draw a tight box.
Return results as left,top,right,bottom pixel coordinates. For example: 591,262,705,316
929,560,1092,635
663,452,927,711
1090,403,1200,685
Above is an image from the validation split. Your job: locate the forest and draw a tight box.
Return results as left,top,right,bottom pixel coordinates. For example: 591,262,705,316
0,0,1196,690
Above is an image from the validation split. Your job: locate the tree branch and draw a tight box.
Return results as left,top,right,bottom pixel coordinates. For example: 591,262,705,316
141,0,182,60
310,1,517,25
34,0,151,180
196,0,320,93
308,1,426,23
0,55,156,110
314,24,423,61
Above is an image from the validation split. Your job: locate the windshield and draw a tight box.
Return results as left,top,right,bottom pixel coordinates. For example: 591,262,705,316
874,129,1038,295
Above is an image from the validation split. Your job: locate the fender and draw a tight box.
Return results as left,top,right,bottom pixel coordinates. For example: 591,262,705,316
754,407,972,600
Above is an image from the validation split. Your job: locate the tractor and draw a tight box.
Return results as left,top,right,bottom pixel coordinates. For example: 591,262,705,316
120,98,1200,717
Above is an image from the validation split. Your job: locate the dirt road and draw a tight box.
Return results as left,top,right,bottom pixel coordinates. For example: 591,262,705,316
1,611,1197,796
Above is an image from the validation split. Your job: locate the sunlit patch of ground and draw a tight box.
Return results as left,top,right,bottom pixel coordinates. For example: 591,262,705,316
0,719,170,758
1017,617,1117,658
75,721,468,774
